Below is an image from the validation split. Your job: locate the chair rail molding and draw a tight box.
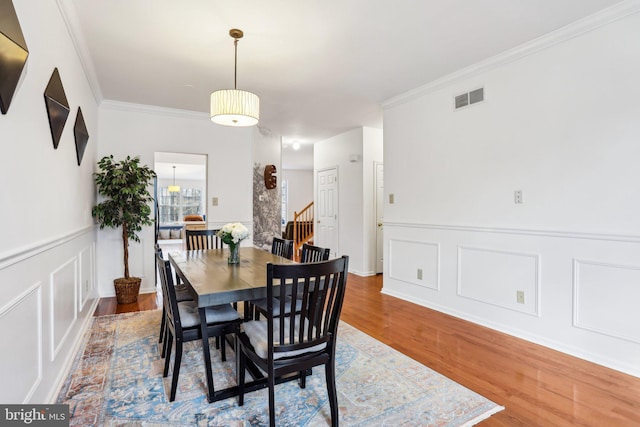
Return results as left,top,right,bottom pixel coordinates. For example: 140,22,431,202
383,221,640,244
0,225,96,270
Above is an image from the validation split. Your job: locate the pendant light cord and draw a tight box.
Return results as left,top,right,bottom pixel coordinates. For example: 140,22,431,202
234,38,238,90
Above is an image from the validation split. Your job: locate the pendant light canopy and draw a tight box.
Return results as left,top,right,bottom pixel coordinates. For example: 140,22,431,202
210,29,259,127
168,166,180,193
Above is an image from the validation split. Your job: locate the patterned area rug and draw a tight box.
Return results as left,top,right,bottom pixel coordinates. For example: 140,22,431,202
58,310,503,426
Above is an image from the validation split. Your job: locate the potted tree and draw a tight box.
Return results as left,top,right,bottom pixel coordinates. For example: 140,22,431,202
92,155,156,304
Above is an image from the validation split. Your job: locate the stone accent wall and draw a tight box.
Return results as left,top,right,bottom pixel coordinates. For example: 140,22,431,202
252,162,281,250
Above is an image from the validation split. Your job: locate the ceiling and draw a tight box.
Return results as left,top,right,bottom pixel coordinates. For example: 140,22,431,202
64,0,623,149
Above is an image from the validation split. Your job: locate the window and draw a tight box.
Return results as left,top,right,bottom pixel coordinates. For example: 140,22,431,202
157,187,203,225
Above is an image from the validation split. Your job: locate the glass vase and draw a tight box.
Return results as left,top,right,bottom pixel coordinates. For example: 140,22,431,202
228,243,240,264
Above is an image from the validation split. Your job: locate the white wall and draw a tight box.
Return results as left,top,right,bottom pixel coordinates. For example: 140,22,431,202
282,169,313,221
0,0,99,403
314,127,383,275
97,102,253,297
382,9,640,377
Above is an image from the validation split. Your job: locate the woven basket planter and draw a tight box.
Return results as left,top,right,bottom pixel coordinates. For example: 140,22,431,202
114,277,141,304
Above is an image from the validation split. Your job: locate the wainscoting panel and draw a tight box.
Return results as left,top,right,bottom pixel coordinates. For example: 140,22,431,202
574,259,640,344
458,246,540,316
0,284,42,403
50,257,77,361
382,222,640,377
78,244,93,312
389,239,440,290
0,227,97,403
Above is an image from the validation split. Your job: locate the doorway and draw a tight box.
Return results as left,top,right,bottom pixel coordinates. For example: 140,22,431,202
316,167,339,258
154,152,207,248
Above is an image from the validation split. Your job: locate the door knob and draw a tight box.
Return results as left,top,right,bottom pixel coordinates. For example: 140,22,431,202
377,223,383,227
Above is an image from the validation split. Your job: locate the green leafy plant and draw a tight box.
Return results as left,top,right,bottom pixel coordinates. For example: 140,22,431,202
92,155,156,279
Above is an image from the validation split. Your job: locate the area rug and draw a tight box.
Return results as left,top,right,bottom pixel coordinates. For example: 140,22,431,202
57,310,503,426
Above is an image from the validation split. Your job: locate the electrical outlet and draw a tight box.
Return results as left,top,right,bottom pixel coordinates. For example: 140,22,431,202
516,290,525,304
417,268,423,280
389,193,394,204
514,190,523,204
212,197,219,206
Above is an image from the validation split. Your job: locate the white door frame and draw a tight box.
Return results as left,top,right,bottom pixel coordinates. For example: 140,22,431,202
374,161,384,273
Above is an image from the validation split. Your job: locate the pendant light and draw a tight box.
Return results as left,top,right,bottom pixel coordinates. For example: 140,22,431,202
168,166,180,193
210,29,259,127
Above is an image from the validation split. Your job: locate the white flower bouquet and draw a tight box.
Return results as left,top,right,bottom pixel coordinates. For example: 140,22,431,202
217,222,249,246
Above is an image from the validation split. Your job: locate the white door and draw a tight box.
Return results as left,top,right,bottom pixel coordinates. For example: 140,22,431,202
316,167,338,258
375,162,384,273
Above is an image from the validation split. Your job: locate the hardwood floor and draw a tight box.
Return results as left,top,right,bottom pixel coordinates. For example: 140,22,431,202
94,273,640,426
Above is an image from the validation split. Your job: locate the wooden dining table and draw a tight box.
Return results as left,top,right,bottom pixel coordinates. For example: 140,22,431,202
168,246,296,402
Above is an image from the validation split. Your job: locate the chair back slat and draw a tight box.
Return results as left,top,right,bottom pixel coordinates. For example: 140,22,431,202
266,256,349,355
185,229,220,250
300,243,330,263
271,237,294,260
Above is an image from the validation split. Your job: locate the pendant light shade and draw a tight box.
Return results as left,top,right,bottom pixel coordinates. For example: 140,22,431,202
210,89,259,126
168,166,180,193
210,29,259,127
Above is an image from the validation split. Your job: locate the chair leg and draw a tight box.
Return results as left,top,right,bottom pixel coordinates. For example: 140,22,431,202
299,370,306,388
169,340,183,402
268,374,276,426
236,336,245,406
243,301,253,320
158,306,166,343
325,362,339,427
220,334,227,362
163,334,173,377
161,327,168,358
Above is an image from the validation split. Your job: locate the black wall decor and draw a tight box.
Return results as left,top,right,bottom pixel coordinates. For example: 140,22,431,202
74,107,88,165
44,68,70,149
0,0,29,114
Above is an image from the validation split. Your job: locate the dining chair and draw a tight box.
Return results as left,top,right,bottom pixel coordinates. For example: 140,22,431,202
155,244,193,353
155,253,241,401
271,237,294,260
249,237,296,320
236,256,349,426
185,229,220,250
300,243,330,262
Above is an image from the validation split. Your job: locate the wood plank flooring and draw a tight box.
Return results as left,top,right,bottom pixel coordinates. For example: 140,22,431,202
94,273,640,426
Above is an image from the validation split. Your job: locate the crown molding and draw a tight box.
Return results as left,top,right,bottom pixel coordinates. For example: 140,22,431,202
383,0,640,109
100,100,210,120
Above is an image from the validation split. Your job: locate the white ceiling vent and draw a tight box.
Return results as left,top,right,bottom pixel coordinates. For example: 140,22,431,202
455,87,484,110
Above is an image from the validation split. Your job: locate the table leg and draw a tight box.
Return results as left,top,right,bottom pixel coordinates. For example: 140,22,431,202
199,307,215,402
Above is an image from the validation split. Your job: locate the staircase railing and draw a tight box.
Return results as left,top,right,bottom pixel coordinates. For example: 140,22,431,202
292,201,314,261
